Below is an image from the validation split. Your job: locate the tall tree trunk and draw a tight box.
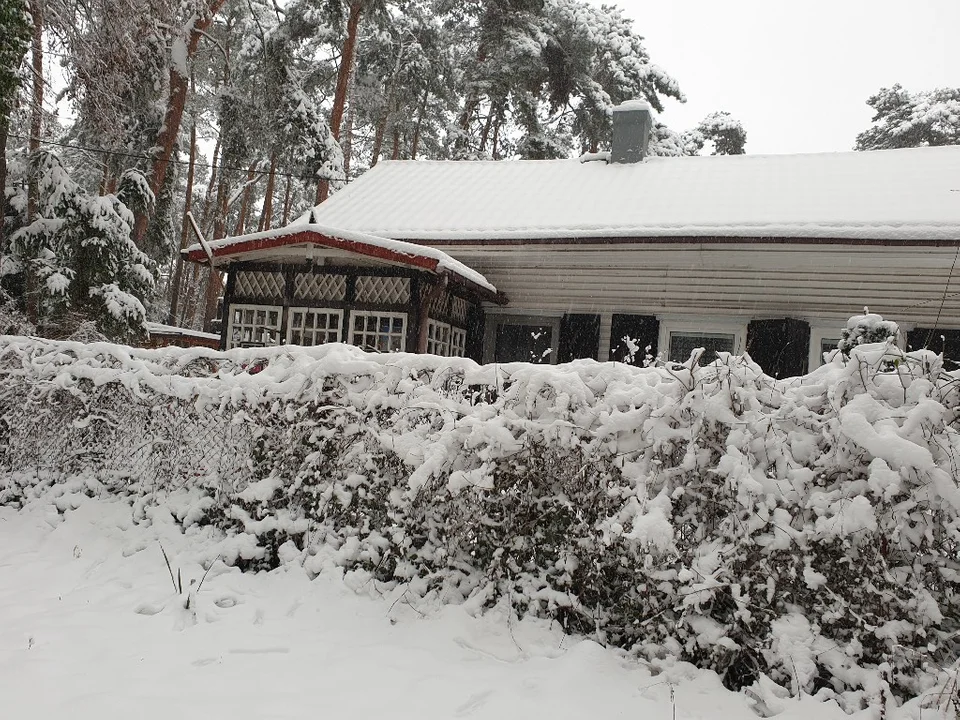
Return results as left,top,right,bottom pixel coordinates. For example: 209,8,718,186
341,44,358,180
491,105,504,160
25,0,44,326
167,118,197,325
478,106,494,153
457,43,488,136
316,0,363,203
410,89,429,160
0,117,10,225
258,150,277,232
200,133,221,233
391,124,400,160
371,105,388,167
234,162,257,236
133,0,226,246
281,174,292,226
202,267,222,332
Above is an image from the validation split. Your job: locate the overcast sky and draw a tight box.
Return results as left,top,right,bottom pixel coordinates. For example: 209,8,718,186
594,0,960,154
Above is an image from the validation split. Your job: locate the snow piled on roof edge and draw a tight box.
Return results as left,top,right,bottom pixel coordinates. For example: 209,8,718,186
184,223,497,294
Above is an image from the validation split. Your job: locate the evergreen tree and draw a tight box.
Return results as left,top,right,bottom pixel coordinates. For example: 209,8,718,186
3,150,154,341
681,111,747,156
0,0,31,223
855,84,960,150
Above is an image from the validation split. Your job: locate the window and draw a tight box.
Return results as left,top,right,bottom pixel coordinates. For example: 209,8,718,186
426,320,467,357
450,327,467,357
348,311,407,352
668,331,736,364
484,313,562,364
820,338,841,363
426,319,451,355
287,307,343,346
495,323,554,363
809,324,847,368
227,304,282,348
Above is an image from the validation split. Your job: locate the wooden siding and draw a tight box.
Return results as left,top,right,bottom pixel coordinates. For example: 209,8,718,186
442,243,960,327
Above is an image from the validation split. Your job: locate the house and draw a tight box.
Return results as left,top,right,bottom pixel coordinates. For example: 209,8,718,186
184,101,960,376
143,322,222,350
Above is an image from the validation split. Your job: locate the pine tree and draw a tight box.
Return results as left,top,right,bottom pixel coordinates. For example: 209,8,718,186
4,151,155,341
682,111,747,156
0,0,30,224
855,84,960,150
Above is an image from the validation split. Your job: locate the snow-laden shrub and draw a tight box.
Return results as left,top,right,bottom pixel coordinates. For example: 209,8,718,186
838,309,899,358
1,336,959,713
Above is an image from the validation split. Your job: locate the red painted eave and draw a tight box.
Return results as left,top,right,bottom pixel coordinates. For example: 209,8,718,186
183,229,503,303
184,230,440,273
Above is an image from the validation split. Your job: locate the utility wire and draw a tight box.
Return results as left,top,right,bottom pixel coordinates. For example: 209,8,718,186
7,132,345,184
925,240,960,349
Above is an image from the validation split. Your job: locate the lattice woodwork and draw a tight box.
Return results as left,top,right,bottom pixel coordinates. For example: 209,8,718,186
235,271,284,299
356,276,410,305
294,273,347,301
451,296,469,325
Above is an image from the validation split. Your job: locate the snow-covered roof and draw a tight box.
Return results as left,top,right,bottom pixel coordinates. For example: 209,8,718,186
145,322,220,341
183,224,499,299
302,146,960,242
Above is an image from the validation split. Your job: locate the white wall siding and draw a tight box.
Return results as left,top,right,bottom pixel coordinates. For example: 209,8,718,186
441,242,960,330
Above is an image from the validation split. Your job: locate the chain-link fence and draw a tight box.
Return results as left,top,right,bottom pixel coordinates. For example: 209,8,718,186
0,355,257,492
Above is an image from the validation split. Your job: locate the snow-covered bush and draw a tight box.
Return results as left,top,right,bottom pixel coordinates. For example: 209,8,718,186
838,310,899,358
1,335,959,713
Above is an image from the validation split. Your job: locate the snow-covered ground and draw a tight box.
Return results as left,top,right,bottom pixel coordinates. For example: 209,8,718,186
0,490,866,720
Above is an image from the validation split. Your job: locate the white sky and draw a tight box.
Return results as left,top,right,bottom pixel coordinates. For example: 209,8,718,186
595,0,960,154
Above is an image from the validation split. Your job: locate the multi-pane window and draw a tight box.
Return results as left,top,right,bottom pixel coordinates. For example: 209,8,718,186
450,327,467,357
287,307,343,346
227,304,282,348
426,319,467,357
426,320,451,355
348,311,407,352
668,332,735,364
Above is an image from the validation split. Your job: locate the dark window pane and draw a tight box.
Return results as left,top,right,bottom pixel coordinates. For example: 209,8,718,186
669,333,734,364
495,324,553,364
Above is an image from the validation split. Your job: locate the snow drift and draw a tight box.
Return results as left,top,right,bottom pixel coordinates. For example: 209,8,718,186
1,335,959,714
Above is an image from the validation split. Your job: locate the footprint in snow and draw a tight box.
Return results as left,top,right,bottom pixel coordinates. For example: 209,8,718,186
134,602,164,616
454,690,494,717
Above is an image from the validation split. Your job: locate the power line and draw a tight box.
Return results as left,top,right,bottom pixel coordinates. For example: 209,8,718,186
925,240,960,348
7,132,345,184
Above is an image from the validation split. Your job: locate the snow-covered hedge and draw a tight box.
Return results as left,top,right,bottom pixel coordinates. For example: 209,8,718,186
1,335,959,713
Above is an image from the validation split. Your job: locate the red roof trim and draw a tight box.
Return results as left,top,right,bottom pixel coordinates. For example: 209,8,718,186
184,230,440,274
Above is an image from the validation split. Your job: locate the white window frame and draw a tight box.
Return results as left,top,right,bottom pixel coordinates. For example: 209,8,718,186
450,327,467,357
226,303,283,349
809,325,844,368
286,307,344,347
348,310,408,353
808,319,909,368
657,317,747,365
426,319,452,356
426,319,468,357
483,311,562,365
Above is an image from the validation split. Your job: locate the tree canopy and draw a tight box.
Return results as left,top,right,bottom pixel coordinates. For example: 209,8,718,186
855,84,960,151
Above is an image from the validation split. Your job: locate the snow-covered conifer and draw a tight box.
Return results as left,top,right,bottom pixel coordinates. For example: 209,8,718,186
855,84,960,150
4,150,154,341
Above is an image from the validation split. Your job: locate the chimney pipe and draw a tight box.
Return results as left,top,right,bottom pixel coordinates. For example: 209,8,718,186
611,99,652,164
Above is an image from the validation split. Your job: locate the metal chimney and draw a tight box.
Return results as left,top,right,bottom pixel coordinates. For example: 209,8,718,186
611,99,652,163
